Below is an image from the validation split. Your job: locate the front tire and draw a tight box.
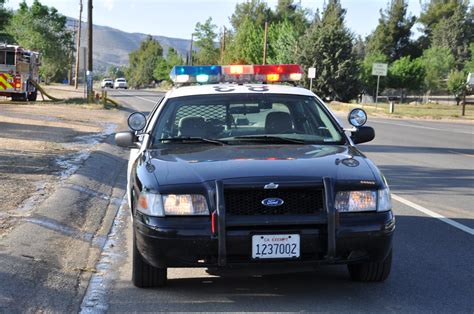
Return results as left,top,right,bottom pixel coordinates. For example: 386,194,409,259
132,230,167,288
348,249,392,282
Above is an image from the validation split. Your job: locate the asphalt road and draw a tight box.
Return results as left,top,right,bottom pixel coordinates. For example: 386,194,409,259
85,89,473,312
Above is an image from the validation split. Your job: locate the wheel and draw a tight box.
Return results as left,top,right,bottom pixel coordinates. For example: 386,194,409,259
27,90,37,101
347,249,392,282
132,230,167,288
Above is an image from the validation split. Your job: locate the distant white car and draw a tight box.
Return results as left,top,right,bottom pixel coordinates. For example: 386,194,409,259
114,78,128,89
101,78,114,88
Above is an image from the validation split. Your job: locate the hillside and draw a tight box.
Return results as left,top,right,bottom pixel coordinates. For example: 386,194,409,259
67,18,192,72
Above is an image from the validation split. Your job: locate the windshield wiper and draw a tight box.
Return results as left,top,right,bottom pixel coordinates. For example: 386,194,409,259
227,135,308,144
158,137,228,146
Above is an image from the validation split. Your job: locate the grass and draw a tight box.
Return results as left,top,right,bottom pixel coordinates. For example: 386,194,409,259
328,101,474,120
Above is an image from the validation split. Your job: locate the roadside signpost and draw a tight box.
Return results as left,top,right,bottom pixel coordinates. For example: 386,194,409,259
308,67,316,91
372,63,388,105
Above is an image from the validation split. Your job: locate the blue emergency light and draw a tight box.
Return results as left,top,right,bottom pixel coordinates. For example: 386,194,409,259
170,65,221,84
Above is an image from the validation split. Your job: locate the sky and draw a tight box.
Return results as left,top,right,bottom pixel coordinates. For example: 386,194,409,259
6,0,423,39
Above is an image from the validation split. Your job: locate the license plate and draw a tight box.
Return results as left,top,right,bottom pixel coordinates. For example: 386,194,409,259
252,234,300,259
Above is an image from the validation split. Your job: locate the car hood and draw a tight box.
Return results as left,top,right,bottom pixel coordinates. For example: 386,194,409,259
148,144,378,187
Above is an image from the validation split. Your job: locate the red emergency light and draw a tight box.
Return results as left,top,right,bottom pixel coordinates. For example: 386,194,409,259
254,64,303,82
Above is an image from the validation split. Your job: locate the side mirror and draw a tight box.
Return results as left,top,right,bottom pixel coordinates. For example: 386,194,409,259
351,126,375,144
115,131,139,148
128,112,147,132
348,108,367,127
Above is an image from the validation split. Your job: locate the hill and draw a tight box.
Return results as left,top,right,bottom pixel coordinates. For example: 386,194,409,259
67,18,192,72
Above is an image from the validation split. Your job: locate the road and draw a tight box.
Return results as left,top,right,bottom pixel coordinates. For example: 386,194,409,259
77,89,474,312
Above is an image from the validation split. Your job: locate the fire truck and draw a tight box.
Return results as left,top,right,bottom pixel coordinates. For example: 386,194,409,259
0,44,40,101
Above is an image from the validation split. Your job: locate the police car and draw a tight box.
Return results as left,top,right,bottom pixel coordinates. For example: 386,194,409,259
115,64,395,288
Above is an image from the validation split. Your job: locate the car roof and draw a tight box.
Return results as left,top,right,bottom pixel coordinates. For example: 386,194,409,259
165,84,316,99
103,78,113,81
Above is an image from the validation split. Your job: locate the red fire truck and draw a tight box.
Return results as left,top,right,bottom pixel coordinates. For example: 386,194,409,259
0,44,40,101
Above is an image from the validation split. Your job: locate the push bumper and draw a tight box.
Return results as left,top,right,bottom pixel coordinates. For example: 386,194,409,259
134,211,395,269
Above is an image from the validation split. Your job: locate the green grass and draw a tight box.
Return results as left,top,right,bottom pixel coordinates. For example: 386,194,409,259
328,101,474,120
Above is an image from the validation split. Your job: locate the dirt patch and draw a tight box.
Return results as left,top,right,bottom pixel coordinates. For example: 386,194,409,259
0,103,124,234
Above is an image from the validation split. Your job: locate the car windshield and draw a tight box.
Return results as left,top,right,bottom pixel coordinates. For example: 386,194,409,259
151,93,344,146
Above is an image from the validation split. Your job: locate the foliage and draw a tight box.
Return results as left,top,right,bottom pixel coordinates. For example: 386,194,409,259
388,56,425,94
465,43,474,72
127,35,164,88
225,18,264,64
298,0,359,101
274,0,309,36
359,51,388,95
420,46,455,92
8,0,74,82
0,0,11,43
153,48,184,82
366,0,416,62
267,19,298,64
447,70,467,104
193,17,219,65
419,0,473,66
230,0,273,29
106,66,126,79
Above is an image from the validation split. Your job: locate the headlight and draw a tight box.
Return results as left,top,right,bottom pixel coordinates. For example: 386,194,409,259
162,194,209,216
335,188,392,212
137,193,209,216
335,190,377,212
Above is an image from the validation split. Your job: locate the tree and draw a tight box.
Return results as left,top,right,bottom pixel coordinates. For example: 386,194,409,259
447,70,467,105
465,43,474,72
359,51,388,96
0,0,12,43
274,0,309,36
366,0,416,62
230,0,273,29
8,0,74,82
225,18,264,64
127,35,164,88
267,19,299,64
193,17,219,65
106,66,126,79
388,56,425,101
419,0,473,66
420,46,455,93
153,48,184,82
298,0,360,101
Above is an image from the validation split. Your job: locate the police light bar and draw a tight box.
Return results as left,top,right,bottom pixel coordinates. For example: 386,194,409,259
169,64,303,84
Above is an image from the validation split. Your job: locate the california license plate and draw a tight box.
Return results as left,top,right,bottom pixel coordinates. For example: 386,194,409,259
252,234,300,259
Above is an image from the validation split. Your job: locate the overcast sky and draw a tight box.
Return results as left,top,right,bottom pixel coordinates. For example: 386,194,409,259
6,0,423,39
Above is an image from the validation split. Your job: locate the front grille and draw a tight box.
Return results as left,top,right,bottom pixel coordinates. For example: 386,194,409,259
224,187,324,216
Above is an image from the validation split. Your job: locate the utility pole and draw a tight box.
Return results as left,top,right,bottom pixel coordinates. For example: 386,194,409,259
220,26,226,65
263,21,268,65
189,34,194,66
86,0,93,101
74,0,82,89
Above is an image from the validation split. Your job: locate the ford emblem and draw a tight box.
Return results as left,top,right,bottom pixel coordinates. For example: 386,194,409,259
261,198,284,207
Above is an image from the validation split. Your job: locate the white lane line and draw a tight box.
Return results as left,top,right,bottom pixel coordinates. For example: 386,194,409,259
448,150,474,158
117,90,158,103
370,120,473,135
392,194,474,236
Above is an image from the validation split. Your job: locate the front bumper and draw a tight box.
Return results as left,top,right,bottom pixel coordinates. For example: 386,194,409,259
135,210,395,268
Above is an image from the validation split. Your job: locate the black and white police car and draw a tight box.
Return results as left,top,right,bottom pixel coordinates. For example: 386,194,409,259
115,64,395,288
